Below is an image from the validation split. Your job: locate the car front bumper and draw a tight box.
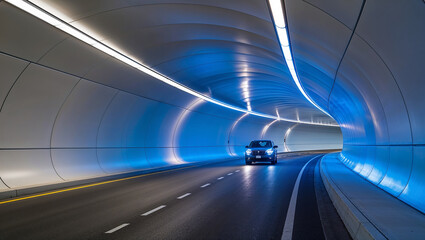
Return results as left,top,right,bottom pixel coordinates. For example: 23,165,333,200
245,155,275,161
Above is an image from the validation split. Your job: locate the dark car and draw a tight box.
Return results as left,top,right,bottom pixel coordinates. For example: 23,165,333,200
245,140,278,165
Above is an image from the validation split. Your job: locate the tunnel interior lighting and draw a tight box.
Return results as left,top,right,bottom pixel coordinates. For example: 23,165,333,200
269,0,286,28
6,0,337,126
268,0,332,117
283,123,299,152
276,109,280,119
261,119,278,138
241,80,252,112
227,113,249,156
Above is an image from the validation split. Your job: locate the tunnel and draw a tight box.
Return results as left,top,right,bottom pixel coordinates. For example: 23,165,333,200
0,0,424,239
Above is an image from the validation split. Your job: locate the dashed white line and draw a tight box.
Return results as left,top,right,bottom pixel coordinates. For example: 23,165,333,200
141,205,166,216
201,183,211,188
105,223,130,234
235,170,240,172
227,173,233,176
177,193,191,199
217,177,224,180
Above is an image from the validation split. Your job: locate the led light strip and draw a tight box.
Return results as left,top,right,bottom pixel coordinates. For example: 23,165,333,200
268,0,331,117
6,0,337,126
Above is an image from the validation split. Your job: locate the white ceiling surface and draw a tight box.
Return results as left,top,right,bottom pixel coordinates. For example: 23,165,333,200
28,0,336,125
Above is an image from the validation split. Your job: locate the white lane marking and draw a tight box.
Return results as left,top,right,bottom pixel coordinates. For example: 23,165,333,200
177,193,191,199
227,173,233,176
105,223,130,234
201,183,211,188
217,177,224,180
235,170,240,172
141,205,166,216
281,155,321,240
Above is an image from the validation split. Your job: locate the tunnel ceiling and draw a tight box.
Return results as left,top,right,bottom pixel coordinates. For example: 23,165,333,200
28,0,336,125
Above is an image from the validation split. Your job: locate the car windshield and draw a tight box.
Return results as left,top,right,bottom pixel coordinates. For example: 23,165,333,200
249,141,272,148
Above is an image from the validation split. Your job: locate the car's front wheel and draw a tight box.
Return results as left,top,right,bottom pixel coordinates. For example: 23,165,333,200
245,161,252,165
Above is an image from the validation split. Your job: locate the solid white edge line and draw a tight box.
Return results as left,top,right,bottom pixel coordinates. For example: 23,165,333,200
281,155,322,240
105,223,130,234
217,177,224,180
227,173,233,175
201,183,211,188
141,205,166,216
177,193,191,199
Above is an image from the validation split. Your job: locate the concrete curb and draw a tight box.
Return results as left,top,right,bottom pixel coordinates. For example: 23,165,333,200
320,157,386,240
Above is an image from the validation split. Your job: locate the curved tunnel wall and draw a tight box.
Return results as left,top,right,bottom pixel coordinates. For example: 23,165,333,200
285,0,425,213
0,2,342,191
2,0,421,216
284,124,342,152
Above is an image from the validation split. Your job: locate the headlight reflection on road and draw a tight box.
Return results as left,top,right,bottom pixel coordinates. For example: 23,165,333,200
241,165,254,190
266,165,276,183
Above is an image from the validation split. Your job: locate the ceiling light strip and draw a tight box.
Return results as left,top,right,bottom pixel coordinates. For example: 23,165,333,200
268,0,332,117
6,0,337,126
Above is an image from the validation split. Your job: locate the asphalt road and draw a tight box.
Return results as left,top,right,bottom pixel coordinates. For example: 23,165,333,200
0,152,350,240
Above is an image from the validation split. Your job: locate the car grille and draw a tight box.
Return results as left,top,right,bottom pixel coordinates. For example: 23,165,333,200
253,150,265,155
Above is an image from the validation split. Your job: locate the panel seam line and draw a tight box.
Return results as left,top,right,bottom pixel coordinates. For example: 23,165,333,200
326,0,367,109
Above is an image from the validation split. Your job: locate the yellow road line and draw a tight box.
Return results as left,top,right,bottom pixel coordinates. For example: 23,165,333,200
0,165,196,205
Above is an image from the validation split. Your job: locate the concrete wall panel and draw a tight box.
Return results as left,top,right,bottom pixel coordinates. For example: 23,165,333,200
124,148,151,169
51,149,104,180
174,102,230,147
285,124,342,152
97,148,133,174
356,0,425,144
97,92,138,148
175,147,229,163
399,147,425,213
84,57,196,110
228,115,264,156
0,180,9,191
303,0,363,29
38,37,105,77
0,64,79,148
0,3,67,62
378,146,412,197
145,103,182,148
51,80,117,148
0,150,62,188
122,97,158,148
261,121,292,152
145,148,176,167
0,53,28,108
365,146,389,185
344,35,412,145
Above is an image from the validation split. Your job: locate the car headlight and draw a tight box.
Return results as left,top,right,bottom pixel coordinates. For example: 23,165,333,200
246,149,252,155
266,149,274,155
